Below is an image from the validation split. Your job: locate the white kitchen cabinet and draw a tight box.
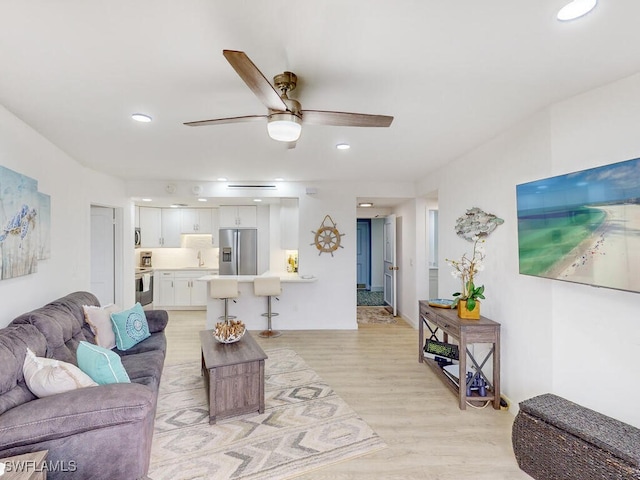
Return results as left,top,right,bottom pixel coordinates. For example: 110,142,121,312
134,205,140,228
181,208,213,234
157,270,214,308
219,205,257,228
139,207,162,247
280,198,299,249
156,271,176,306
138,207,181,247
173,275,193,306
211,208,219,246
161,208,182,247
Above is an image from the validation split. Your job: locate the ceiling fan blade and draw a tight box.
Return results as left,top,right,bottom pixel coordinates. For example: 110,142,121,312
301,110,394,127
223,50,288,112
183,115,267,127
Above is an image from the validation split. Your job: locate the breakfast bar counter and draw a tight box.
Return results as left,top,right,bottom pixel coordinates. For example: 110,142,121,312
199,272,321,330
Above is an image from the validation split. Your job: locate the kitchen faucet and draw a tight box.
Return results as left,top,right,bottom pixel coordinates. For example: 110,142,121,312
197,250,204,267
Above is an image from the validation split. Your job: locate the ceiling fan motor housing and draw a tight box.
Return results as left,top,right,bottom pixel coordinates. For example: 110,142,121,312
274,71,297,94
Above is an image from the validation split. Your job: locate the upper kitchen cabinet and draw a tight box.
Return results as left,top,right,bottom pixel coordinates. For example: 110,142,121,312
211,208,219,246
134,205,140,229
280,198,299,250
219,206,257,228
139,207,181,247
181,208,213,234
139,207,162,247
161,208,181,247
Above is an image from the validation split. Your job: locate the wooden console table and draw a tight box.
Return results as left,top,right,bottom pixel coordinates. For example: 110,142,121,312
418,301,501,410
200,330,268,424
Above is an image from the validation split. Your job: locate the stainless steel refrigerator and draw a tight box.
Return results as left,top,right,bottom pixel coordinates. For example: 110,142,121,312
218,228,258,275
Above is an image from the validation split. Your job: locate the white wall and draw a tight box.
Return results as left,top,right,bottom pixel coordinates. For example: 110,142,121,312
0,105,133,327
417,73,640,427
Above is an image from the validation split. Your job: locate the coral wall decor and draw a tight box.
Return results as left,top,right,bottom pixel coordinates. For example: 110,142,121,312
455,207,504,241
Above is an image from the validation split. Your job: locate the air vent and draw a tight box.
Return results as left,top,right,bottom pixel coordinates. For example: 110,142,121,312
227,184,277,190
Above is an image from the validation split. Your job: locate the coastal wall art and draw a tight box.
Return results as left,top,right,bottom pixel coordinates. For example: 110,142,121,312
0,165,50,279
37,192,51,260
516,156,640,294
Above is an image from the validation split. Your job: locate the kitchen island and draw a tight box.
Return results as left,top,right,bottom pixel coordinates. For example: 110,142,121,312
198,272,323,330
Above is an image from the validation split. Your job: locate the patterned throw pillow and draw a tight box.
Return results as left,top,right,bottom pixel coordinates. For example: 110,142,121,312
76,341,130,384
23,348,98,397
110,303,150,351
82,304,119,349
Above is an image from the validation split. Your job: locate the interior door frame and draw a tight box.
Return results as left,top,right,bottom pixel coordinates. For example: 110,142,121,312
383,214,398,316
356,219,371,290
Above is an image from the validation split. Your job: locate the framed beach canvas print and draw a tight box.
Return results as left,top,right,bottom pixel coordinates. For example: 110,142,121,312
516,157,640,294
0,165,40,279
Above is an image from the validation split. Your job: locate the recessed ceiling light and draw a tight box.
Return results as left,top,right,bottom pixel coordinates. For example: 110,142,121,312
358,202,374,208
274,177,284,182
131,113,152,123
557,0,597,21
197,198,207,202
141,198,152,202
253,198,262,202
336,143,351,150
217,177,228,182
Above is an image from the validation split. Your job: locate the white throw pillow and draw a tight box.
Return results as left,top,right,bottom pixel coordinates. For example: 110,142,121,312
83,304,119,349
23,348,98,398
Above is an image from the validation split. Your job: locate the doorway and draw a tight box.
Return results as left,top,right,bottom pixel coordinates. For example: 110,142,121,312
356,219,371,290
356,217,385,306
90,205,121,306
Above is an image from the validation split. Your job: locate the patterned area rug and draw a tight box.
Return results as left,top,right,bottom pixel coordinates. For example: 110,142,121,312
357,306,397,324
148,349,386,479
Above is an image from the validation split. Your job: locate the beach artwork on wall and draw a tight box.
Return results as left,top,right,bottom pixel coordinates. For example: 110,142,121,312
0,165,50,279
516,156,640,294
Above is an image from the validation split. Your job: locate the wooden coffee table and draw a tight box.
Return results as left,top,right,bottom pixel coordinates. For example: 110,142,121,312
200,330,268,424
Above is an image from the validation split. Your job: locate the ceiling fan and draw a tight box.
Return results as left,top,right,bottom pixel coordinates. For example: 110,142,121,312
184,50,394,146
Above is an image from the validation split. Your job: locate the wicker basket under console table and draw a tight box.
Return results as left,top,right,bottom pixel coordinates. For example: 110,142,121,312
418,301,501,410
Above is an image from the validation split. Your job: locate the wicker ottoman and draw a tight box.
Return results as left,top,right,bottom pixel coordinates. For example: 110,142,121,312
512,394,640,480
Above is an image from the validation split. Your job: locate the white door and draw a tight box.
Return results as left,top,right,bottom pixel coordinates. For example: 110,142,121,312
383,214,397,316
90,206,115,305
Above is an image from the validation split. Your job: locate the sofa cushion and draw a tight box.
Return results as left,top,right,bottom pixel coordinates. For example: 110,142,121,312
83,304,119,349
119,349,165,390
110,303,150,351
0,382,154,450
77,342,130,385
114,331,166,357
0,324,48,415
10,291,100,364
23,348,97,398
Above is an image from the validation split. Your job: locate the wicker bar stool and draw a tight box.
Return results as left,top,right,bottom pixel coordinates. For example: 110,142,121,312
254,277,282,338
210,278,240,323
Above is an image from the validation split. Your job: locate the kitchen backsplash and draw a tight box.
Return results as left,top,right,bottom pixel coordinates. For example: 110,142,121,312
137,235,219,269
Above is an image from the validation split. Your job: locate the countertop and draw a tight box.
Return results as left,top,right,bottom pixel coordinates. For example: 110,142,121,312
197,272,317,283
151,267,219,272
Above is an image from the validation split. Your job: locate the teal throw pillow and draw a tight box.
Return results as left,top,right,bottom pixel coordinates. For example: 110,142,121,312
76,341,131,385
110,303,150,351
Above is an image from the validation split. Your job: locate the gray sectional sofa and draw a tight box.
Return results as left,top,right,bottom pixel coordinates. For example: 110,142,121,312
0,291,168,479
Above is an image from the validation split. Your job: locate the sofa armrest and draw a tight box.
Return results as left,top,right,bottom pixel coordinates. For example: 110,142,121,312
0,383,154,450
144,309,169,333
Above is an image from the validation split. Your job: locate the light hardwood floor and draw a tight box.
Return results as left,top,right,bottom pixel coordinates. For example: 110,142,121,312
163,310,531,480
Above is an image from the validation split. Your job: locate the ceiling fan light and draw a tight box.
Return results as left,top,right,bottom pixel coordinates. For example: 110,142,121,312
267,113,302,142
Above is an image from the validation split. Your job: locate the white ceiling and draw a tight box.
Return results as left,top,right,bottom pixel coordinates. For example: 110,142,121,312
1,1,640,188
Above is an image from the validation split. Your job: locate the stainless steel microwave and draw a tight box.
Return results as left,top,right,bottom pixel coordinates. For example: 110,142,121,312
134,228,141,247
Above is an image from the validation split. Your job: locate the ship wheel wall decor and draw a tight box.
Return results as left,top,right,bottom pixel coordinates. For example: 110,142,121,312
311,215,345,256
